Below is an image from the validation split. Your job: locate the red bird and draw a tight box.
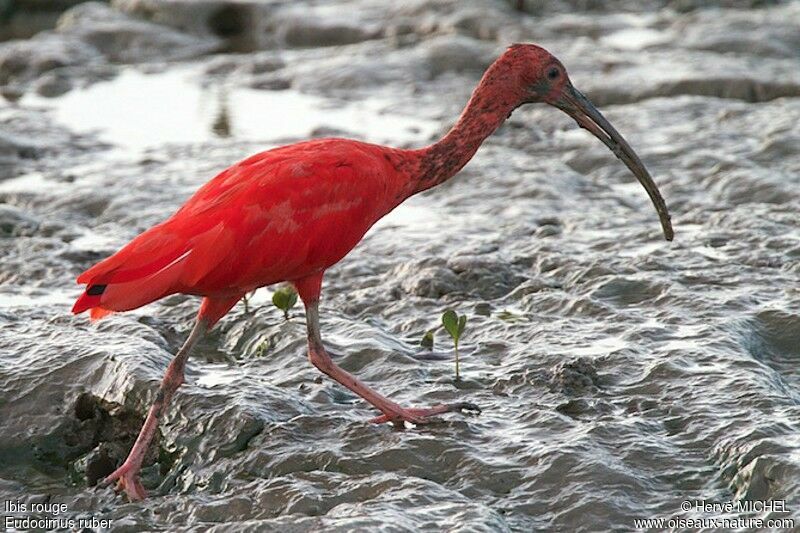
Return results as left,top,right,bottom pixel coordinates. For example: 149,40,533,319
73,44,673,500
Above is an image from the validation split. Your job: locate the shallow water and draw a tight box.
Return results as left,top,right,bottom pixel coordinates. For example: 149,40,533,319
1,1,799,531
20,65,437,152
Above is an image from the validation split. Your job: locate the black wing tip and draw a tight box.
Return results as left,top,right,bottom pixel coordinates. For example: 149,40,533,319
86,284,107,296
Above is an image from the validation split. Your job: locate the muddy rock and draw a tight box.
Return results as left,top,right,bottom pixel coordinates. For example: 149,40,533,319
202,51,286,87
0,131,39,160
113,0,276,50
274,13,380,48
395,261,463,298
65,393,160,486
446,255,525,299
550,357,602,394
391,255,523,300
249,73,292,91
0,32,100,90
0,205,40,237
589,277,666,306
58,2,220,63
440,7,513,41
675,8,800,58
569,45,800,106
288,52,413,93
509,0,782,15
0,2,219,94
0,0,86,41
32,68,74,96
416,35,496,79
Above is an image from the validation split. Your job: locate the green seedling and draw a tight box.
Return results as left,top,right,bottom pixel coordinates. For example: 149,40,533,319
241,290,256,313
496,309,527,323
254,340,270,358
420,329,435,350
272,286,298,320
442,309,467,380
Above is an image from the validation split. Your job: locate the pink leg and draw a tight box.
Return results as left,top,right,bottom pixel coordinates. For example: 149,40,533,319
295,274,480,428
102,295,240,500
102,317,206,500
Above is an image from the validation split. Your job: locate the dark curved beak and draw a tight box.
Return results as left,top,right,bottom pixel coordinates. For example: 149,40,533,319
553,85,673,241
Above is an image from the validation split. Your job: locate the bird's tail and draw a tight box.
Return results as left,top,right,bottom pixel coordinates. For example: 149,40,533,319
72,222,193,320
72,217,242,325
72,286,115,321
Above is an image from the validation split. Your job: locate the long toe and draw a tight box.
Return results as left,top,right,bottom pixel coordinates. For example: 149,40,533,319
447,401,482,415
103,463,148,501
369,402,480,425
119,474,147,501
369,408,429,426
102,466,125,487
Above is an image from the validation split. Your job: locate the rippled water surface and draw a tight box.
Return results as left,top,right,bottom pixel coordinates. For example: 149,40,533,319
1,1,799,531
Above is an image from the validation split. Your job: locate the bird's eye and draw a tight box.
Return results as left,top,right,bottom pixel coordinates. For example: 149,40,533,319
547,67,560,80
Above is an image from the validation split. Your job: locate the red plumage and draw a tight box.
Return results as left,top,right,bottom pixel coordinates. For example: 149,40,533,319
72,139,409,326
74,44,673,501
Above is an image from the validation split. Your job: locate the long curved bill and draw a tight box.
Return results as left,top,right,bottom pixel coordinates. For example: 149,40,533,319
553,85,674,241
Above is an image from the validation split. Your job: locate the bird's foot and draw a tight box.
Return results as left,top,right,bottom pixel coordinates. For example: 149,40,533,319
102,461,147,501
369,402,481,427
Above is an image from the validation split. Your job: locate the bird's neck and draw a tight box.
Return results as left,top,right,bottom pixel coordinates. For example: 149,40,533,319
406,65,521,195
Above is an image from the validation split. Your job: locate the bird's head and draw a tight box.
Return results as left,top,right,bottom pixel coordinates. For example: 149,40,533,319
499,44,673,241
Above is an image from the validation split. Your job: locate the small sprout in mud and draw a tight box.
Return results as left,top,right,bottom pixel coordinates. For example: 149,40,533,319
272,286,298,320
496,310,526,323
241,290,256,313
442,309,467,380
420,329,435,350
254,340,270,358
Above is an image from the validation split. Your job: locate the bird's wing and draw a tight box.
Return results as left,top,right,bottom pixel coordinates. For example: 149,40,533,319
72,218,231,315
72,140,393,317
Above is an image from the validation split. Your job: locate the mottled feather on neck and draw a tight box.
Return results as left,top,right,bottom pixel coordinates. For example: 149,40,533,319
405,56,524,196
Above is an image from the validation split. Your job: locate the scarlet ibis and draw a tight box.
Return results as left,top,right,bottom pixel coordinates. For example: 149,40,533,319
72,43,673,500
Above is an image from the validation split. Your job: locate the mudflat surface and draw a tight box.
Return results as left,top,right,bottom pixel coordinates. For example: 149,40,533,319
0,1,798,531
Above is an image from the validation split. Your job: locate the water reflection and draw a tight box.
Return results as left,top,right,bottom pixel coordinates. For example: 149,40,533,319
211,88,233,138
20,65,437,153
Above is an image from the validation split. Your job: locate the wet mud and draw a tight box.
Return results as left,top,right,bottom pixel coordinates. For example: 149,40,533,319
0,0,798,531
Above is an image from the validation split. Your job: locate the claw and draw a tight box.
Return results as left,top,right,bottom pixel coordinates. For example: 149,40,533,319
369,401,481,425
103,462,147,501
450,401,482,415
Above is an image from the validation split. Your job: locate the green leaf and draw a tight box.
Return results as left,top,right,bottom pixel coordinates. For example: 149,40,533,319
442,309,459,341
420,330,434,350
457,315,467,337
272,286,298,319
286,290,298,309
271,291,286,310
254,341,268,357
